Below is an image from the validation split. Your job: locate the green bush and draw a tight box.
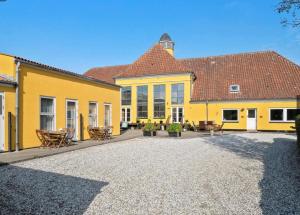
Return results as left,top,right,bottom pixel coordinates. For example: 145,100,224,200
167,123,182,133
143,120,155,132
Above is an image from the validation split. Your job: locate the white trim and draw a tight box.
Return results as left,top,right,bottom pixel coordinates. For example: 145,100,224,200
88,101,98,127
104,103,112,127
171,106,184,123
246,108,257,130
222,109,240,122
0,92,5,151
269,108,299,122
190,98,297,104
40,96,56,131
229,84,240,93
66,99,79,140
115,72,193,81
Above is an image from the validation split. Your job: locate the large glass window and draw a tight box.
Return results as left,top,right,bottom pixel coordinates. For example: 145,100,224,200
171,83,184,105
40,97,55,130
223,109,239,122
121,87,131,106
89,102,98,127
270,109,284,121
137,85,148,118
154,85,165,118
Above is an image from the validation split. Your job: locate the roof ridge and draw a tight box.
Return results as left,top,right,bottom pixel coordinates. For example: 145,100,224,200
178,50,277,61
89,64,130,70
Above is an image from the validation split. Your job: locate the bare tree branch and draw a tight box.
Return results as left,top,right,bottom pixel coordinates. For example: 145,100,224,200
277,0,300,27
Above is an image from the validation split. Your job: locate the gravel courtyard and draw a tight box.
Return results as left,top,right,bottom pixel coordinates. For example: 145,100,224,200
1,133,300,215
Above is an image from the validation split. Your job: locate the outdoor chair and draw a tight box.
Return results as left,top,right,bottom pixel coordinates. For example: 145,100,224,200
36,129,47,147
192,121,200,132
213,122,225,134
60,128,75,145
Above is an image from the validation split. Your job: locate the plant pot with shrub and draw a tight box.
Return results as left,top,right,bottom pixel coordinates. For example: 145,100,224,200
143,120,157,136
167,123,182,137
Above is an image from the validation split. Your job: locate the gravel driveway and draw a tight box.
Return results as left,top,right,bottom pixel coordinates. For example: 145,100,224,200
0,133,299,214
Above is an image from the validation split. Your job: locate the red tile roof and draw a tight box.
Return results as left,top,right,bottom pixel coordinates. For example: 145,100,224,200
116,44,190,78
85,65,129,84
84,50,300,101
181,51,300,101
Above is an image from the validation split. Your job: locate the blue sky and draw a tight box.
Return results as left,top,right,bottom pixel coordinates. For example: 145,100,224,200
0,0,299,74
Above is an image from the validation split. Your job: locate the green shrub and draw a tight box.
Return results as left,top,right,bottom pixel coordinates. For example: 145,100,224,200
167,123,182,133
143,120,155,132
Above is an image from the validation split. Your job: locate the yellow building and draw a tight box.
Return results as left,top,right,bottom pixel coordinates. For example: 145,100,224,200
85,33,300,131
0,53,120,152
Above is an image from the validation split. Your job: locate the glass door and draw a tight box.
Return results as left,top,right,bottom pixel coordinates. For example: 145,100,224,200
172,107,184,123
66,100,78,140
104,104,112,128
121,107,131,122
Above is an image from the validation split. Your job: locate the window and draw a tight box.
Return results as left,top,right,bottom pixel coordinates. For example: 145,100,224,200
172,107,184,123
287,109,300,121
137,85,148,118
270,109,284,121
40,97,55,130
154,85,165,118
171,83,184,105
230,85,240,93
88,102,98,127
223,109,239,122
270,108,300,122
121,87,131,106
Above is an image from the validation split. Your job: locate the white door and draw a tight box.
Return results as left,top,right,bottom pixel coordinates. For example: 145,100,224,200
0,93,4,151
121,107,131,123
172,107,184,123
66,100,78,140
104,104,112,127
247,109,257,130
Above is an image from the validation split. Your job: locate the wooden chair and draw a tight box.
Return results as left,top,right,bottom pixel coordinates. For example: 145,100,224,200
60,128,75,145
213,122,225,134
192,121,199,132
43,131,65,148
36,130,47,147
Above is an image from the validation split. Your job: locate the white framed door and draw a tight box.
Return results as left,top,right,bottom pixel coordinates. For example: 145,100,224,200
104,104,112,127
247,109,257,131
0,92,5,151
171,107,184,123
66,100,78,140
121,107,131,123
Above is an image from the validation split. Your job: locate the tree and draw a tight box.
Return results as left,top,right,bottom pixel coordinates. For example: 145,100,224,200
277,0,300,27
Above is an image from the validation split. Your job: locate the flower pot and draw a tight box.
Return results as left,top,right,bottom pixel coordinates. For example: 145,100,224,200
168,132,181,137
143,131,157,136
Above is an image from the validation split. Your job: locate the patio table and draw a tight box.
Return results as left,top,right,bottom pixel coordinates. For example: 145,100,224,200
44,130,67,148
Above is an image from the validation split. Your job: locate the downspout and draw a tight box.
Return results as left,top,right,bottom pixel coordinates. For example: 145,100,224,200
15,61,21,151
206,100,208,124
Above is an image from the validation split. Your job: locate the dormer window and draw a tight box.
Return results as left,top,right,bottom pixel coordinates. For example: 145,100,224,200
230,84,240,93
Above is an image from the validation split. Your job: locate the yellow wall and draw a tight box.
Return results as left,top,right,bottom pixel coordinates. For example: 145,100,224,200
0,54,15,78
116,74,193,123
0,85,16,151
189,100,297,131
19,64,120,149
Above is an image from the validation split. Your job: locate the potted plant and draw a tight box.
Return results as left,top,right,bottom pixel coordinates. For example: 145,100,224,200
183,120,190,132
167,123,182,137
143,120,157,136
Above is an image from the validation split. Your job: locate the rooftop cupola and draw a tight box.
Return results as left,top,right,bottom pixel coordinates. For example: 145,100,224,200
159,33,175,56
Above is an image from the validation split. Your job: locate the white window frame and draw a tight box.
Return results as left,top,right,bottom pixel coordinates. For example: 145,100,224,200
229,85,240,93
171,106,184,123
40,96,56,131
0,92,5,151
88,102,98,127
104,103,112,127
269,108,299,122
222,109,240,122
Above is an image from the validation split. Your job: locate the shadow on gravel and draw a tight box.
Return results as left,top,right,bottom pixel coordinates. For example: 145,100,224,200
205,134,300,215
0,165,108,214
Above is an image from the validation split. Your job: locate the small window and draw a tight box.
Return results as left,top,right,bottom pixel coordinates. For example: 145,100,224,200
229,85,240,93
89,102,98,127
270,109,284,121
223,109,239,122
40,97,55,130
